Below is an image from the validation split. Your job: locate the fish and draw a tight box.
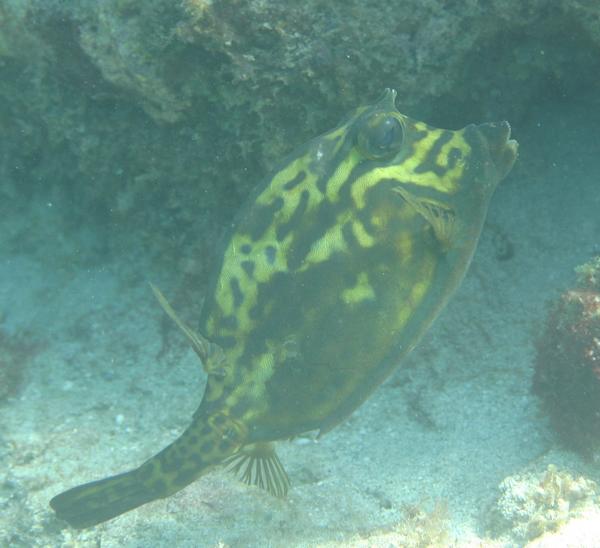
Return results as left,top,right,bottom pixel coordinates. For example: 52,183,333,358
50,89,518,528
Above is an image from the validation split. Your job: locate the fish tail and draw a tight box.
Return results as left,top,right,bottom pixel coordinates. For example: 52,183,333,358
49,468,158,529
50,411,246,529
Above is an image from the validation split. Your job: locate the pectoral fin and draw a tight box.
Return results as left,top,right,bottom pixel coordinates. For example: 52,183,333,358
392,186,456,250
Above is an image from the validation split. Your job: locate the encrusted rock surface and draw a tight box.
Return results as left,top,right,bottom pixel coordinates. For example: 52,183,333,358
2,0,600,297
491,465,598,543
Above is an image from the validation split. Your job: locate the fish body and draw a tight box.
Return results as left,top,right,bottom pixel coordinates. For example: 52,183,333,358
50,89,517,528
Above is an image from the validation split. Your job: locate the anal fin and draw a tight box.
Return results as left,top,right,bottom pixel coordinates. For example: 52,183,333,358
223,442,290,498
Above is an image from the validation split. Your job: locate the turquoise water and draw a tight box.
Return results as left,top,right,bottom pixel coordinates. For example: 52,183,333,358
1,2,599,546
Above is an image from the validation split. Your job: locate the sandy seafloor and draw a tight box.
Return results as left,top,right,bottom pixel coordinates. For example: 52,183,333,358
1,91,600,547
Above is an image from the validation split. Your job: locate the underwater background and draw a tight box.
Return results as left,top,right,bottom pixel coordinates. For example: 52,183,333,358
1,0,599,546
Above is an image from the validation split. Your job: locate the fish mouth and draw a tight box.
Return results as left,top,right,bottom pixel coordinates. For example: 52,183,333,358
476,121,519,180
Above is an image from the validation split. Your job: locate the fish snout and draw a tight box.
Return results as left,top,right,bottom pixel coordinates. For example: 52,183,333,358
476,121,519,181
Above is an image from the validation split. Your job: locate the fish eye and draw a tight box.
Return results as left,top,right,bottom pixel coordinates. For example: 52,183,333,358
357,113,404,159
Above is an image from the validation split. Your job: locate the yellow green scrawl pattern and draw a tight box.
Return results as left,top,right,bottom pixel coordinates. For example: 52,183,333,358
50,89,518,528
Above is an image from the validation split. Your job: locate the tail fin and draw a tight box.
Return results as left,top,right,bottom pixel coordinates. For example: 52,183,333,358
50,469,160,529
50,411,247,528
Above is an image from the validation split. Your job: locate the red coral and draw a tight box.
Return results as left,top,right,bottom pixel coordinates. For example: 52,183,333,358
532,257,600,455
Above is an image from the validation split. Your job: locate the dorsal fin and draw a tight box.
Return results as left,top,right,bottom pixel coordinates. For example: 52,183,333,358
149,283,227,377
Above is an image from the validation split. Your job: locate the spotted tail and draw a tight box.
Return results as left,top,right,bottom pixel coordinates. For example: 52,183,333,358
50,412,245,529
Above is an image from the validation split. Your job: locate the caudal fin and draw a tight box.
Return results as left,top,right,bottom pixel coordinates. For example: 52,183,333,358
50,469,160,529
50,411,247,528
